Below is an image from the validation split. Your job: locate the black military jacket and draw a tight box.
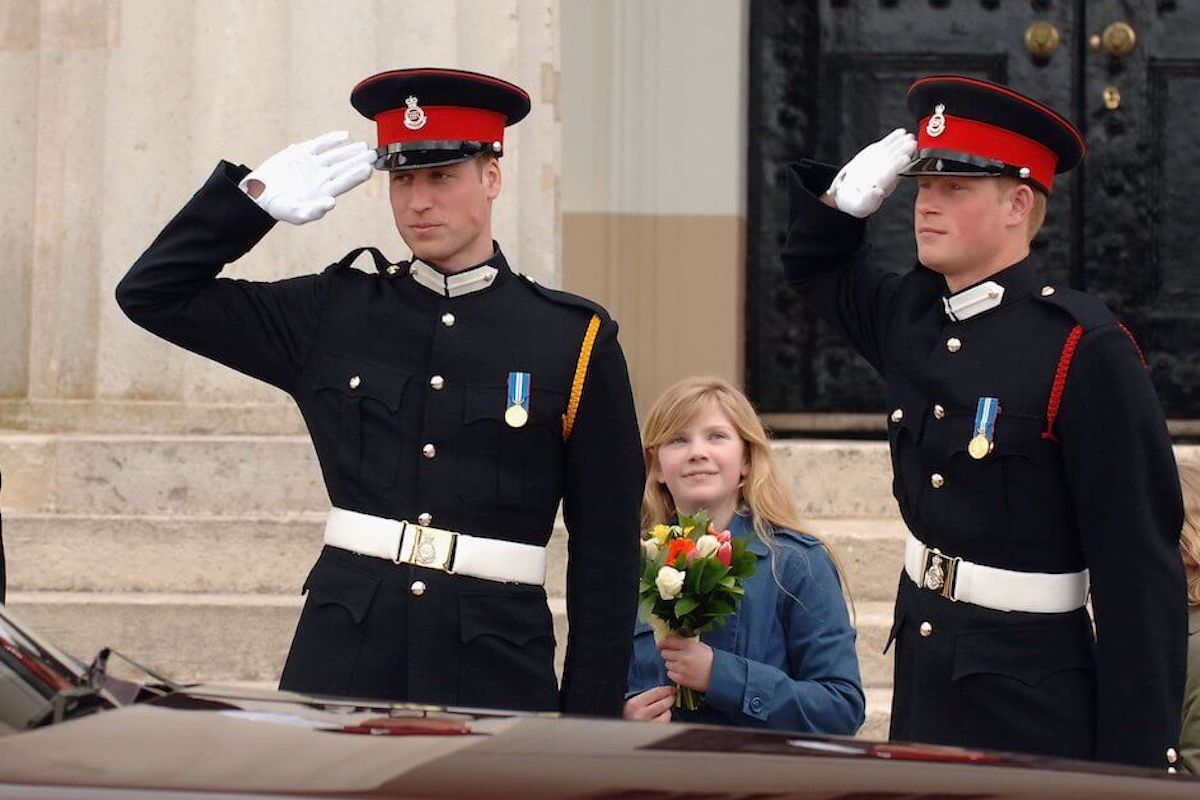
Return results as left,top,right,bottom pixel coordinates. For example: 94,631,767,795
781,160,1185,768
116,162,644,717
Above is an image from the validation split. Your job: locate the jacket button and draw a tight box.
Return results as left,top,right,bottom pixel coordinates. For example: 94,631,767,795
890,408,904,423
410,581,426,597
429,375,445,390
386,265,400,275
441,312,456,327
422,443,436,459
920,621,933,637
946,337,962,353
1041,285,1055,296
417,512,432,526
933,404,945,419
750,697,763,712
1167,747,1178,764
930,473,945,488
348,375,361,390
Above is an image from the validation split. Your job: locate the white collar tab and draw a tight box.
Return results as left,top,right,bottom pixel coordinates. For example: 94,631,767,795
942,280,1005,322
409,259,499,298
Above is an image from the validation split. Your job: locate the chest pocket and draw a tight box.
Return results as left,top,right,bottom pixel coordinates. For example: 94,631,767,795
458,384,566,509
923,412,1046,541
314,353,411,488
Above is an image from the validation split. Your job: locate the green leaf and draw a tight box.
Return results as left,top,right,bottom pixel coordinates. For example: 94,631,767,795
674,596,699,617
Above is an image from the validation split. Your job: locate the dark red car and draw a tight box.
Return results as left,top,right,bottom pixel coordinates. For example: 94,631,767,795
0,603,1194,799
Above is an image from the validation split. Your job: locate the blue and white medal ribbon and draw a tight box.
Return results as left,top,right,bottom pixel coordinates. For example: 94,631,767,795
968,396,999,459
505,371,530,428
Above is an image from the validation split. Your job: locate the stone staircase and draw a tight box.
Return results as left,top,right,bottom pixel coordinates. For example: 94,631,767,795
0,428,910,738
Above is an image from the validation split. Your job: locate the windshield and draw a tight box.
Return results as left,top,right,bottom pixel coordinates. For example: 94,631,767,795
0,605,113,734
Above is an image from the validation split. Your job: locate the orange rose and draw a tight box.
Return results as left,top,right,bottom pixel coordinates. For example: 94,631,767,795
665,537,696,566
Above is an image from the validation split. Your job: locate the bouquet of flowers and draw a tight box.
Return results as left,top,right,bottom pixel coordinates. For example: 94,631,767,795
637,509,757,710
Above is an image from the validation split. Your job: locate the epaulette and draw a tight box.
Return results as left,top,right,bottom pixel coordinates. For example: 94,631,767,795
512,273,613,324
1039,286,1146,443
1033,286,1117,333
328,247,399,275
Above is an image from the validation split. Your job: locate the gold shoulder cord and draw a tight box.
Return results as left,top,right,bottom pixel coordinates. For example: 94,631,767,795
562,314,601,442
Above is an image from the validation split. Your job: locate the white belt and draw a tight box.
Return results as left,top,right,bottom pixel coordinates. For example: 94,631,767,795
323,507,547,586
904,532,1088,614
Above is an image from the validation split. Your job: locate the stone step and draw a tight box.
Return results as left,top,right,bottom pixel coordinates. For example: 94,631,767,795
0,433,901,517
2,593,895,691
1,512,907,602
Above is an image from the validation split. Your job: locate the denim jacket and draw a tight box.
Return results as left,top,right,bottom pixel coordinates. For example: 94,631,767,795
627,511,865,734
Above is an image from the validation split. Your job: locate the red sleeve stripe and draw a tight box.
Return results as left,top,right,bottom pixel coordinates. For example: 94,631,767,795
1042,324,1084,443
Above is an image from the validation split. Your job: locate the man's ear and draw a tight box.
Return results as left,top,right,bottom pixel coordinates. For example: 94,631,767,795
1007,182,1035,228
484,157,502,200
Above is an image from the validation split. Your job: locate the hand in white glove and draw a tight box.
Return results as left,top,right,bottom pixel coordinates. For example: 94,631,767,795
239,131,377,225
825,128,917,218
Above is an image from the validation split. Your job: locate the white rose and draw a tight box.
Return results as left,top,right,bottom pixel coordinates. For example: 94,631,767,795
642,539,659,560
694,534,719,558
655,566,685,600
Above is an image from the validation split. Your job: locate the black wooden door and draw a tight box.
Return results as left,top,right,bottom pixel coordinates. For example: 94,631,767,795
747,1,1200,423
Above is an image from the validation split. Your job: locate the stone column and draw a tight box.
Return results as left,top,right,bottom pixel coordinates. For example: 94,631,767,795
561,0,748,414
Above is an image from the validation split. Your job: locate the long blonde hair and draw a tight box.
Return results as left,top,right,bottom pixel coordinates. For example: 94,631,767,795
1179,460,1200,608
641,376,854,613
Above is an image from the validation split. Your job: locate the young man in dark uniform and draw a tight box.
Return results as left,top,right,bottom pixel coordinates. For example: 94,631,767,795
116,69,644,717
781,75,1186,769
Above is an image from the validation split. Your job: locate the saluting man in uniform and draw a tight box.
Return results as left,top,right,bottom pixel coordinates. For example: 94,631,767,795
780,75,1186,768
116,68,644,717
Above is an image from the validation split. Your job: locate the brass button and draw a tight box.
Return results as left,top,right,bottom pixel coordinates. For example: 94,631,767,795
930,473,945,489
1167,747,1178,764
919,621,933,637
946,337,962,353
1041,285,1055,297
348,375,361,390
422,443,436,459
386,265,400,275
410,581,426,597
429,375,445,390
933,404,946,419
441,312,456,327
417,512,432,526
890,408,904,423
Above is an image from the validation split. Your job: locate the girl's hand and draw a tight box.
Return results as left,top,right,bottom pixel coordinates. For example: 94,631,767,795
659,635,714,692
622,685,675,722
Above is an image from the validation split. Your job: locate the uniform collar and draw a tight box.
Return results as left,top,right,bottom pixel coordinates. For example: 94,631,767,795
941,257,1040,322
408,245,509,298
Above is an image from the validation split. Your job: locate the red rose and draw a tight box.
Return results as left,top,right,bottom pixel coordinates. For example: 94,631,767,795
716,541,733,568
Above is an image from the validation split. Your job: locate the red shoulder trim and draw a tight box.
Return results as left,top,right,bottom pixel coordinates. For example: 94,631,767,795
1041,324,1084,443
1118,322,1149,367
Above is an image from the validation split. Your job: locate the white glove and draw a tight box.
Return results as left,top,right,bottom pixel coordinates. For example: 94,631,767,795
826,128,917,218
239,131,377,225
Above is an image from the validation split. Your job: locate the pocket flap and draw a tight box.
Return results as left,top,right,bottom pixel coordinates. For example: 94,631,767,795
952,623,1093,686
302,552,380,625
316,353,410,411
948,412,1044,463
459,590,553,647
465,384,565,430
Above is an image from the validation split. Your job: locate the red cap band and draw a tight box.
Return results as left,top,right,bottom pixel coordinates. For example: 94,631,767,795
376,105,507,149
917,113,1059,192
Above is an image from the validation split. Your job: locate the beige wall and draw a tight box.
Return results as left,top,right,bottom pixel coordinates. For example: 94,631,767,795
0,0,560,426
560,0,748,416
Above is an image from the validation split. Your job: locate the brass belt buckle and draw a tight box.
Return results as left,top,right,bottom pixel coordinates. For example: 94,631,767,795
921,546,961,601
410,525,458,573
